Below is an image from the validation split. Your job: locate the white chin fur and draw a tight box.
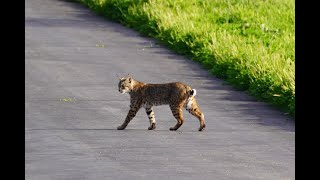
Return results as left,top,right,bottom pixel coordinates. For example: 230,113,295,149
120,89,129,94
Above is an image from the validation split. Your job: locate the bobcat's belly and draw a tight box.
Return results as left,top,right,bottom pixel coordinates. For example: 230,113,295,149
143,100,169,107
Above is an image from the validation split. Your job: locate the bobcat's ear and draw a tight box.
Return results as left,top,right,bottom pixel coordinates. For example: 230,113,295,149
127,74,132,83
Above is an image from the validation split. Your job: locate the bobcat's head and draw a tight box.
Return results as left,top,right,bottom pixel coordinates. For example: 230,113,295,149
118,74,133,94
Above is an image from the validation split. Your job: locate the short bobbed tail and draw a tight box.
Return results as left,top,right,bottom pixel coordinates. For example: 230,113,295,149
189,89,197,97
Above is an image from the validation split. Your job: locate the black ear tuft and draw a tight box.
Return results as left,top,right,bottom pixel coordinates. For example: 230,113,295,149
116,73,121,80
128,76,131,83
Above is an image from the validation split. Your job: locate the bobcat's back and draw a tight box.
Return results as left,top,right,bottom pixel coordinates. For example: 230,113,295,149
136,82,192,107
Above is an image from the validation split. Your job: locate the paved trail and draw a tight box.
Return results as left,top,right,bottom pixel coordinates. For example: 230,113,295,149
25,0,295,179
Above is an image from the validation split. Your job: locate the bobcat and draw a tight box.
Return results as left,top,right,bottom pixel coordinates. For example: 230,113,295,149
117,74,206,131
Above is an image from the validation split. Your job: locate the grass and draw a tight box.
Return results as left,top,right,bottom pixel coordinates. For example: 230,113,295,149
77,0,295,118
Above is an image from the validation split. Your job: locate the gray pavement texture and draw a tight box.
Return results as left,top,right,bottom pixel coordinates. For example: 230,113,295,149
25,0,295,179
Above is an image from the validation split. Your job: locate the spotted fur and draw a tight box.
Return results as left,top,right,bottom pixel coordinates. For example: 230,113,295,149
117,74,206,131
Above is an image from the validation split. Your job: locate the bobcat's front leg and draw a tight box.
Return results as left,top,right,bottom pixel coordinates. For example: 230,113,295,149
145,107,156,130
117,105,140,130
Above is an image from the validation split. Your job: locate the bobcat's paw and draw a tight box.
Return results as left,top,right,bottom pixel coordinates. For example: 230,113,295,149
117,125,126,130
169,127,178,131
198,124,206,131
148,123,156,130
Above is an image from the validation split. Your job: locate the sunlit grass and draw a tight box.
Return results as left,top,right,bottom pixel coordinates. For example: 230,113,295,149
79,0,295,117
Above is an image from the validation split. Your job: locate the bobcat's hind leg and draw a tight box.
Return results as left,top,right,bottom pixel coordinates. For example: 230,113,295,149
185,97,206,131
169,104,184,131
145,107,156,130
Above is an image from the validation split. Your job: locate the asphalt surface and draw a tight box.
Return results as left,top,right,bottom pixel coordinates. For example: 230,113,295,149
25,0,295,179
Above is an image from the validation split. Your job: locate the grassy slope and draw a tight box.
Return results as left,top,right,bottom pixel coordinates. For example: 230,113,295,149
78,0,295,117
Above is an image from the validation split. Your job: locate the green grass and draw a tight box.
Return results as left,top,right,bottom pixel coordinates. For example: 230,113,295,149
78,0,295,117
